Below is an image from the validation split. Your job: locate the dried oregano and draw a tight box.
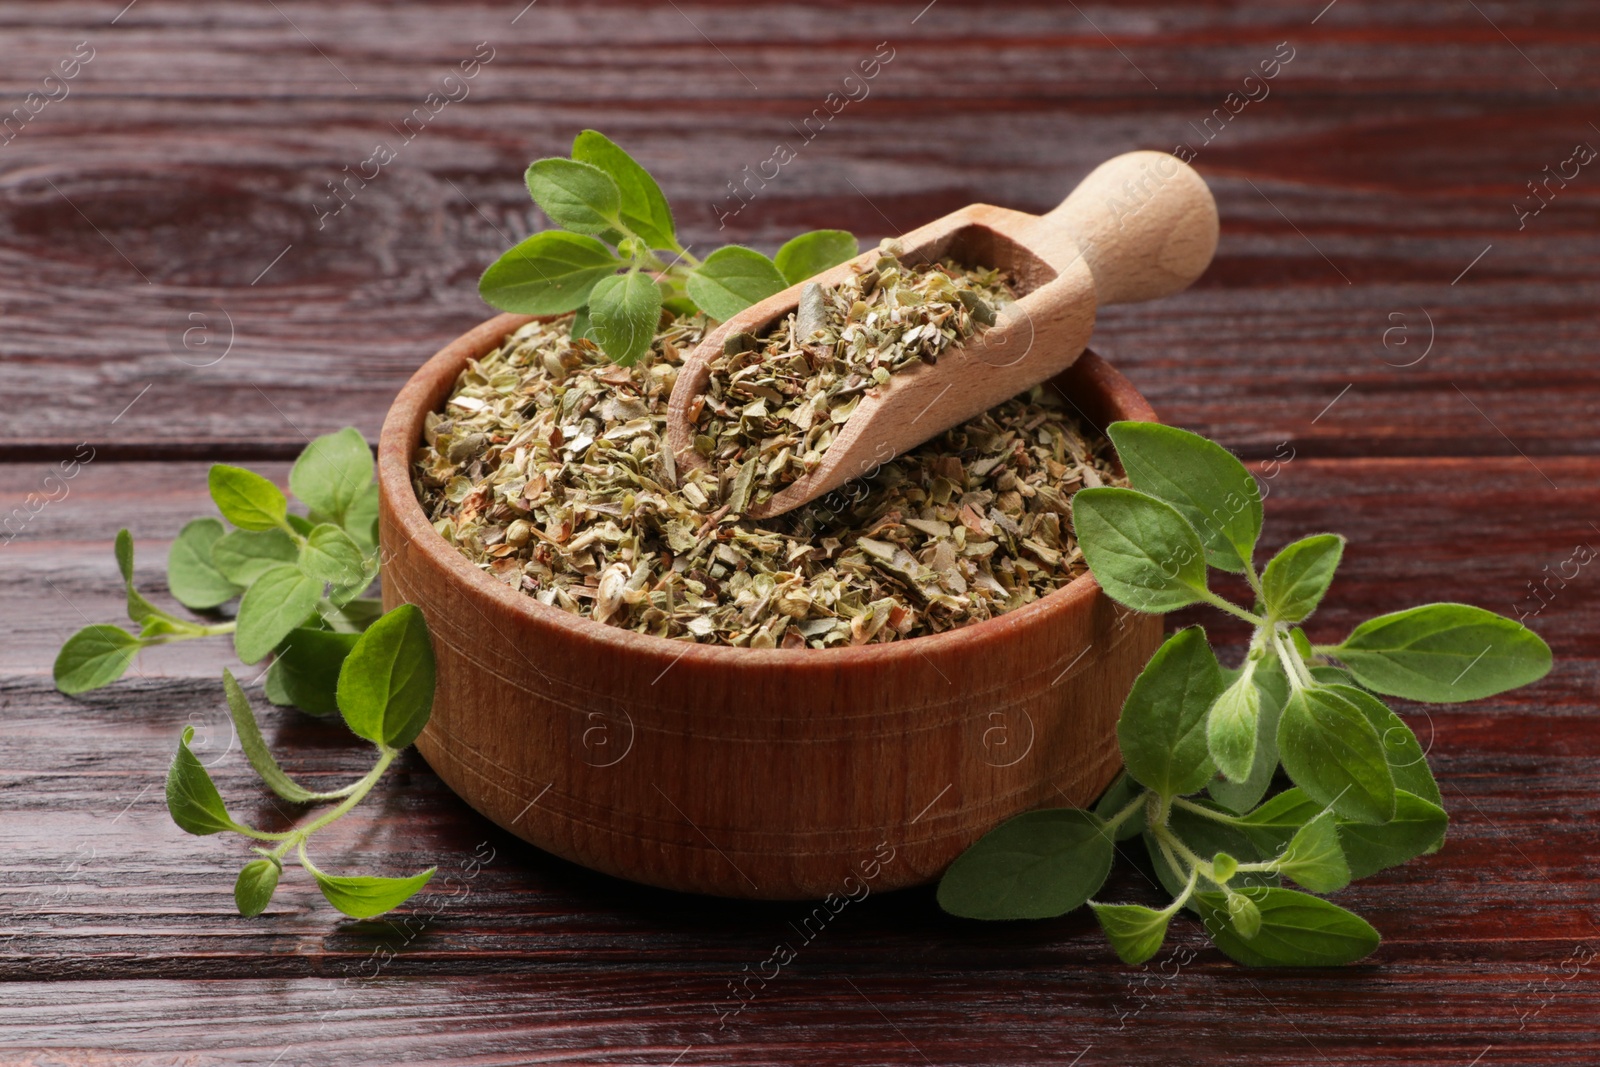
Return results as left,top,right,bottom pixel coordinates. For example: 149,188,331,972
686,244,1013,513
412,277,1121,648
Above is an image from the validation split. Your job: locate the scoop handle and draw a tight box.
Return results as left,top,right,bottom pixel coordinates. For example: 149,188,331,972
1034,151,1218,306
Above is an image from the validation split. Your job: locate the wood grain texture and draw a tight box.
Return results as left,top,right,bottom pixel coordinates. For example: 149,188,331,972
4,0,1600,1062
1,2,1599,461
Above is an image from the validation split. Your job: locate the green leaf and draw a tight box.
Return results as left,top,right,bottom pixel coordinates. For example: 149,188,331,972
1262,534,1344,623
1236,786,1446,880
774,230,859,285
300,524,367,587
113,528,167,625
1226,891,1262,938
1195,887,1380,966
1071,487,1210,613
234,563,323,664
1118,627,1224,796
269,628,359,716
235,857,280,917
54,624,141,695
1277,686,1397,825
344,483,381,553
325,596,385,634
166,725,242,836
212,528,300,585
1235,787,1323,853
1209,654,1289,813
525,157,622,235
570,305,596,341
1211,852,1239,882
685,246,790,323
587,271,663,366
1090,902,1170,965
571,130,676,250
937,808,1114,920
336,603,436,750
1334,603,1552,703
1106,422,1263,573
222,669,329,802
166,518,242,610
1338,791,1449,878
310,865,436,919
1309,664,1356,688
1275,811,1351,893
290,427,373,526
208,465,288,532
1207,669,1261,783
479,230,623,315
1326,683,1441,806
1093,772,1147,841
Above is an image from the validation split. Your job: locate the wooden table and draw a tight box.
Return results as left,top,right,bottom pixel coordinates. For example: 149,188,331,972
3,2,1598,1063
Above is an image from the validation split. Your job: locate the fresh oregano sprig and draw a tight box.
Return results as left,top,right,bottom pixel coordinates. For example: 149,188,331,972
167,605,438,918
937,421,1552,967
478,129,858,364
53,426,382,713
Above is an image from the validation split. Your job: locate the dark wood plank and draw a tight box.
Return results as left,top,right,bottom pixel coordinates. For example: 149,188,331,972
3,2,1600,460
3,457,1597,1064
1,967,1598,1066
7,2,1600,1063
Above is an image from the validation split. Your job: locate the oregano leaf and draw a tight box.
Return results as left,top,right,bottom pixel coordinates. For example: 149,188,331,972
937,809,1114,920
208,465,288,532
235,858,281,917
300,523,367,587
1209,653,1289,813
525,157,622,235
1274,810,1351,893
336,603,436,750
1261,533,1344,623
1107,421,1263,573
310,865,437,920
290,427,373,527
234,563,323,664
571,129,676,250
53,624,141,695
1090,902,1170,965
1206,669,1261,783
587,270,663,366
211,528,300,585
1072,487,1209,613
685,246,789,322
166,725,243,836
1334,603,1552,703
1276,685,1397,825
774,230,859,285
1117,627,1224,796
222,669,329,804
167,518,242,610
478,230,623,315
269,628,359,716
1196,887,1380,966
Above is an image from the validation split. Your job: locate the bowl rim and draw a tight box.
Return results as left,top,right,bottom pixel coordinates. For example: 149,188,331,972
377,312,1157,669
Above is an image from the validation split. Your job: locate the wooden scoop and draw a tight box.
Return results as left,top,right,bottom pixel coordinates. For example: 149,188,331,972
665,151,1219,519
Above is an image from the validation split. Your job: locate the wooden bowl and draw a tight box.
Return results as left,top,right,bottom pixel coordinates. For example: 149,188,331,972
377,313,1162,899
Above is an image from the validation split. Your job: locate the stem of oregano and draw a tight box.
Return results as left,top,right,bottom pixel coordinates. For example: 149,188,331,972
1197,588,1265,626
1171,795,1245,826
259,747,397,860
1103,792,1146,832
